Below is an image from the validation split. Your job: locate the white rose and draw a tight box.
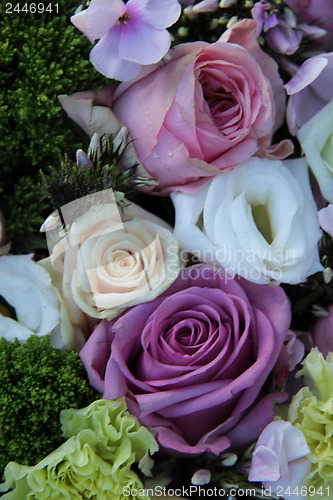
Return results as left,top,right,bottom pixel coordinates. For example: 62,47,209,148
43,199,180,321
0,254,82,349
298,99,333,202
172,157,322,284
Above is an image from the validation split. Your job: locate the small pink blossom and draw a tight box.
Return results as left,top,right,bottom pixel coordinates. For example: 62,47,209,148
285,330,305,371
0,211,10,256
71,0,181,81
252,1,325,57
285,0,333,50
313,304,333,357
318,204,333,237
191,469,211,486
183,0,218,18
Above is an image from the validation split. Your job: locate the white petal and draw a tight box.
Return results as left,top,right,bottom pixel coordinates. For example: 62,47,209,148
71,0,125,42
129,0,181,29
119,20,171,64
90,30,142,81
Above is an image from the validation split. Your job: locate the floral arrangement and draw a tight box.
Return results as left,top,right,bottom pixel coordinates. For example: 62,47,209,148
1,0,333,499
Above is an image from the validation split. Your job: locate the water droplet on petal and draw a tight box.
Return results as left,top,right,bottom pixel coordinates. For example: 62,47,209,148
148,125,153,131
153,153,159,159
167,149,173,156
144,109,150,116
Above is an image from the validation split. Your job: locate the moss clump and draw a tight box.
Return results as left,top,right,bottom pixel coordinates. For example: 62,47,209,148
0,335,99,477
0,0,106,250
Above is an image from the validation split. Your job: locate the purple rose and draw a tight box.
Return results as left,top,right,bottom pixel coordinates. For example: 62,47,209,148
80,265,290,455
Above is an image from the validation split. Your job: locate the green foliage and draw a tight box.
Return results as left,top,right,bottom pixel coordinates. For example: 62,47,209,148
0,335,99,477
2,176,48,251
0,0,106,250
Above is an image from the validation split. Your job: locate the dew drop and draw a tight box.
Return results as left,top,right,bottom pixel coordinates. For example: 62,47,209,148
144,109,150,116
153,153,159,159
148,124,153,131
167,149,173,156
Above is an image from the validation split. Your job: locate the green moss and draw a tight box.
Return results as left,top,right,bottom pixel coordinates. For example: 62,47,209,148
0,335,99,477
0,0,107,250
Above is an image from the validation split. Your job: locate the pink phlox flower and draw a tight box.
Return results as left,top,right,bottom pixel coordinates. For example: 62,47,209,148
249,420,311,500
318,204,333,237
71,0,181,81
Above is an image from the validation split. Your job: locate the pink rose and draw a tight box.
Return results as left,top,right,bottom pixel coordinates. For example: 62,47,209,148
60,20,292,194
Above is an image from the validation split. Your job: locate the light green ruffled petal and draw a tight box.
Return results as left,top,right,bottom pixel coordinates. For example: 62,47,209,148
61,398,158,473
297,348,333,401
0,462,32,498
1,437,147,500
0,399,158,499
289,354,333,499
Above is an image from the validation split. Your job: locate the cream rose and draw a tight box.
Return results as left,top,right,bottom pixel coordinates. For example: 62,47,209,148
172,157,322,285
0,254,82,349
43,199,180,321
298,99,333,202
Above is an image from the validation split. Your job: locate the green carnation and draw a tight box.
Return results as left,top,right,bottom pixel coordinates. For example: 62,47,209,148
288,348,333,498
297,348,333,401
61,398,158,477
0,399,158,500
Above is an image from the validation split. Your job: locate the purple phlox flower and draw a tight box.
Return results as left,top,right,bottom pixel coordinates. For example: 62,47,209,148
71,0,181,81
252,1,325,55
249,420,311,500
284,52,333,134
318,204,333,237
285,0,333,50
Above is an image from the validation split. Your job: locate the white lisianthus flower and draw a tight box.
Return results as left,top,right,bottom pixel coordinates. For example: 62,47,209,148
42,198,180,321
0,254,82,349
172,157,322,285
249,420,311,500
298,99,333,202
